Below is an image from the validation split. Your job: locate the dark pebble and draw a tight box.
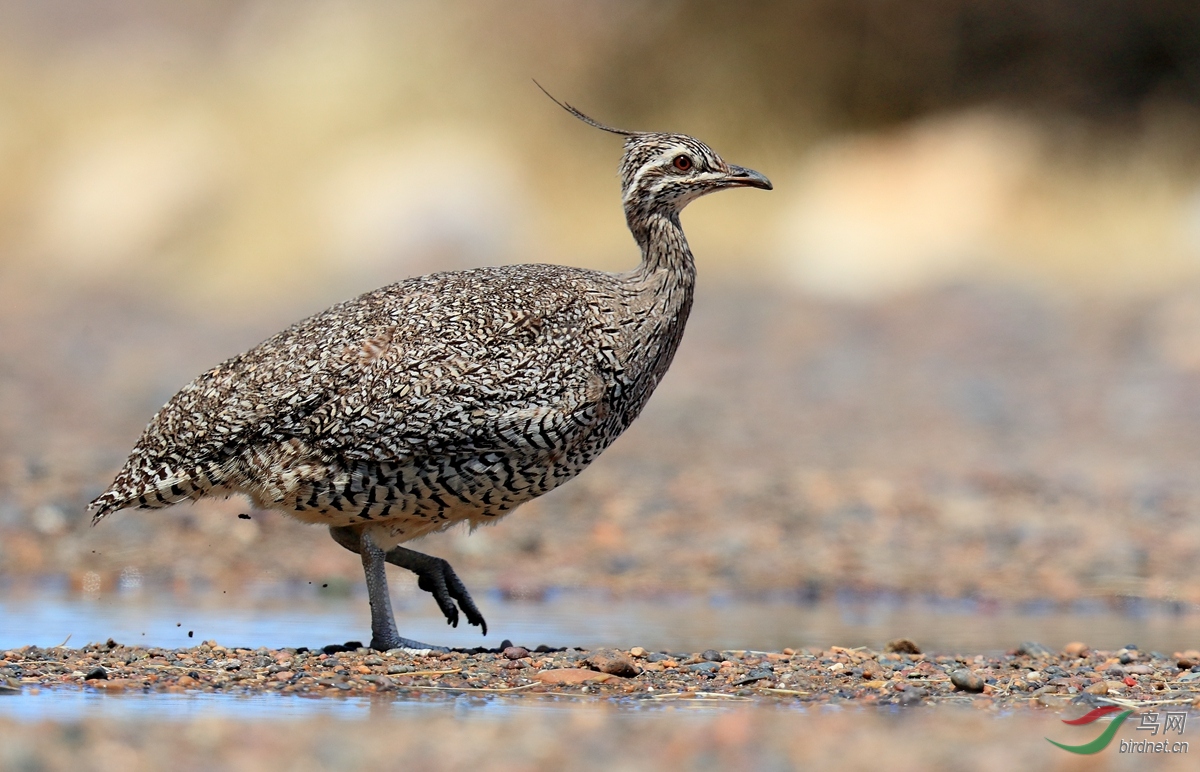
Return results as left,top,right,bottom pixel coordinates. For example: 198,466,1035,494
502,647,530,660
647,653,672,663
84,667,108,681
884,639,921,655
685,662,722,676
586,649,640,677
701,650,724,662
1017,641,1052,658
733,669,772,686
950,669,985,693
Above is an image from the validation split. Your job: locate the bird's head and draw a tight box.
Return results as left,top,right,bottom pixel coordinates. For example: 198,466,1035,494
616,132,772,218
537,83,771,223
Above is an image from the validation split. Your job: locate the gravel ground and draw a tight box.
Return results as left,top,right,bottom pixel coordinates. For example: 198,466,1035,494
4,638,1200,710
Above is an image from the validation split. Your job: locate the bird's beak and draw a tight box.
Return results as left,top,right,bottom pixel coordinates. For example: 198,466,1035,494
723,164,773,191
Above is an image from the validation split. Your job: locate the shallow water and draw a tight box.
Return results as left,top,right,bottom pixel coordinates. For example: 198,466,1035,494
2,586,1198,654
2,586,1198,720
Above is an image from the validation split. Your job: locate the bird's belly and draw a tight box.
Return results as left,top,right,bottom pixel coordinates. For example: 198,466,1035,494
264,447,603,544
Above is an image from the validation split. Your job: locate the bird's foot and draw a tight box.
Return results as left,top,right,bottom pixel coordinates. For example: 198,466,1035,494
369,634,449,654
407,554,488,635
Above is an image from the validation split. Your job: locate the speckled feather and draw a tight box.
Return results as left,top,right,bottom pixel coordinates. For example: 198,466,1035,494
90,124,770,551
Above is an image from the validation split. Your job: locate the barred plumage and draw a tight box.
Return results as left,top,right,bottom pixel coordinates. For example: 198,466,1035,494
90,94,771,650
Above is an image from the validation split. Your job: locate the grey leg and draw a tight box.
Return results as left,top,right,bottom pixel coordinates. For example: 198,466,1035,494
357,529,445,652
331,526,487,635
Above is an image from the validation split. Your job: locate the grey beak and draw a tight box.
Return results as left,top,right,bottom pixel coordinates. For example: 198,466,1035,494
725,164,773,191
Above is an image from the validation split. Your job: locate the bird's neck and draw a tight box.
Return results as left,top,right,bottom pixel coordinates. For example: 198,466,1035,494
615,209,696,406
627,210,696,288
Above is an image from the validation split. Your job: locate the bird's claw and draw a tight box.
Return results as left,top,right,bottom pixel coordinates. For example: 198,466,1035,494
413,558,487,635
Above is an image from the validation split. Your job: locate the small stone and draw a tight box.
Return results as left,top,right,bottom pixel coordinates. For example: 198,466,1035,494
1124,664,1153,675
896,687,926,706
686,662,722,676
502,659,528,670
1178,671,1200,682
701,650,724,662
950,669,985,692
223,659,242,670
586,649,640,677
1017,642,1052,658
860,661,884,679
387,665,414,675
274,671,294,682
646,653,671,663
533,668,612,685
502,646,530,660
884,639,921,655
1062,641,1089,658
1175,650,1200,669
782,648,795,656
1084,681,1108,695
733,669,772,685
84,667,108,681
629,647,647,658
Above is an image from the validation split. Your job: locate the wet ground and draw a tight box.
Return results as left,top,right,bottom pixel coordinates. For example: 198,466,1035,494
2,632,1198,771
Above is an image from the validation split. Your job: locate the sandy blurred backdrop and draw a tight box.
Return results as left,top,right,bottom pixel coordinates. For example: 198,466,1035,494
4,0,1200,607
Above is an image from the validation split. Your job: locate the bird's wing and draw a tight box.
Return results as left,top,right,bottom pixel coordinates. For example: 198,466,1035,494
91,266,617,516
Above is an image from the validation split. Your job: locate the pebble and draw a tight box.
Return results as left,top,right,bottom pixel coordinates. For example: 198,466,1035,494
949,669,985,693
629,647,647,658
1017,642,1052,659
1084,681,1108,695
701,650,724,662
83,667,108,681
534,669,612,685
1124,665,1154,675
686,662,722,676
586,650,640,677
734,669,772,685
1061,642,1089,658
502,647,530,660
884,639,921,655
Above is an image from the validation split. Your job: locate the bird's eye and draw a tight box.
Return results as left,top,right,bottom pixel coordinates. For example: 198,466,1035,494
672,155,693,172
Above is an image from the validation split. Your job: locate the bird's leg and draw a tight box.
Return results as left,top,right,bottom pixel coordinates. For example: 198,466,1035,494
331,526,487,635
356,528,445,652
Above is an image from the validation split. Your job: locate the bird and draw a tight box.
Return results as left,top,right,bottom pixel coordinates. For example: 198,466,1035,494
88,86,772,651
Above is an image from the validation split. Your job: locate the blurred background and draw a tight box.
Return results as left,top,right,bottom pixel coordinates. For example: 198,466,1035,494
4,0,1200,626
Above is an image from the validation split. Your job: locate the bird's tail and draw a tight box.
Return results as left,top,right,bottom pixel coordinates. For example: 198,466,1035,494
89,457,222,524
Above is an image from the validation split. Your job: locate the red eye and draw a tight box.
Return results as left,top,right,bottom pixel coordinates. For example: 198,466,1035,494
672,155,692,171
